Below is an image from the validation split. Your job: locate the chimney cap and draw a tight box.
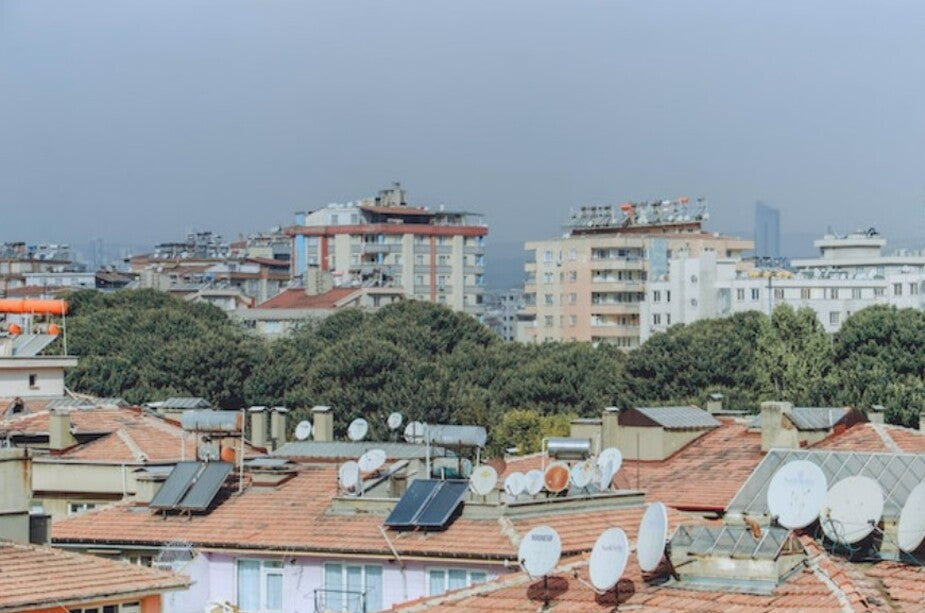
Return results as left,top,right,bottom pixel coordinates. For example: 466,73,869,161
709,393,724,400
603,406,620,413
248,406,268,413
311,405,332,414
271,406,289,413
870,404,886,412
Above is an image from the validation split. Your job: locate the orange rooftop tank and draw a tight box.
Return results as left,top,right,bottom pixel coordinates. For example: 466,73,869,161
0,299,69,316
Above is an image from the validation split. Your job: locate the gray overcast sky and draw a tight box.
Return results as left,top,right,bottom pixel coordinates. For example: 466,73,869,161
2,1,924,285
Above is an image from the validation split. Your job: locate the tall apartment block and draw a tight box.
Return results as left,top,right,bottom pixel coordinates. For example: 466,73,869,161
521,197,752,347
754,202,781,261
287,183,487,315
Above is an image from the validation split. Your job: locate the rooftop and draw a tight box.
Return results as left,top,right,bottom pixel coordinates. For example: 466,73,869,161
0,540,190,612
629,405,722,430
255,287,360,310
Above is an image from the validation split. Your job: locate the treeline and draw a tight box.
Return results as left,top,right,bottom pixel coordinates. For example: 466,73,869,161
62,290,924,454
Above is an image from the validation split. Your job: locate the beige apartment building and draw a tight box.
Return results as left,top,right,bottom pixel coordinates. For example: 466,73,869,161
521,198,752,347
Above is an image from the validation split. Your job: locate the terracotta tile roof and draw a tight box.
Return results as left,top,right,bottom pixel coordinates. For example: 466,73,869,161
865,562,925,612
0,540,189,611
812,422,925,454
3,285,68,298
255,287,359,309
394,545,895,613
502,419,764,512
53,466,700,560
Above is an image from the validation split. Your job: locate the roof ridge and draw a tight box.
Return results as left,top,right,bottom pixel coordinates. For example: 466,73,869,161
115,428,147,462
869,422,904,454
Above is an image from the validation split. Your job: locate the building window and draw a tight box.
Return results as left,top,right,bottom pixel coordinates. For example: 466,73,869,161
70,605,140,613
874,287,885,297
894,283,903,296
68,502,97,515
568,271,577,282
774,288,784,300
653,314,661,325
237,559,284,612
851,288,861,299
829,312,840,325
665,290,671,303
690,298,698,307
801,288,811,300
911,283,919,295
652,290,661,302
543,272,554,284
544,316,554,327
322,563,383,613
427,568,489,596
568,249,577,261
568,293,577,305
543,250,553,264
568,315,577,326
751,288,760,300
690,274,698,284
736,288,745,301
544,294,554,306
28,374,38,389
829,288,839,299
666,313,671,325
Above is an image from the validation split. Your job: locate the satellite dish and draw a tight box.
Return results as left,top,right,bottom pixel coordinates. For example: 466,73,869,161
597,447,623,475
544,461,570,494
358,448,387,473
820,476,884,544
589,527,630,592
504,472,526,497
767,460,827,529
569,459,595,489
338,461,360,492
469,464,498,496
518,525,562,578
600,458,618,491
897,482,925,552
404,421,425,444
197,442,218,462
387,412,403,431
637,501,669,572
525,469,544,496
347,418,369,442
294,420,312,441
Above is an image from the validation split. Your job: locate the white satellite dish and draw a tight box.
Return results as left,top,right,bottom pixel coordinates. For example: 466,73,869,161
820,476,884,544
504,472,526,497
347,418,369,442
518,525,562,578
404,421,425,444
197,442,218,461
338,461,360,491
589,527,630,592
897,482,925,552
358,448,387,473
470,464,498,496
597,447,623,475
570,459,595,489
294,420,312,441
525,469,544,496
600,458,618,491
767,460,827,529
637,501,669,573
387,412,403,431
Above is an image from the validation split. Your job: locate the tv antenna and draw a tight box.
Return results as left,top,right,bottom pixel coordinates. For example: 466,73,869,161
154,540,195,571
404,421,425,444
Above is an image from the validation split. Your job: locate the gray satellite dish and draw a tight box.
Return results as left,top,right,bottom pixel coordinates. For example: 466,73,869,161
387,412,403,431
518,525,562,578
570,459,595,489
294,420,312,441
766,460,827,529
820,476,884,544
404,421,425,444
339,461,360,492
525,469,544,496
599,458,618,491
637,501,669,573
597,447,623,475
347,418,369,442
504,472,526,497
469,464,498,496
589,527,629,592
358,448,387,473
897,482,925,552
197,441,218,462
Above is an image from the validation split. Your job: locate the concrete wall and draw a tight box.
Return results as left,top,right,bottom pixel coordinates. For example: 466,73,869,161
614,426,704,461
0,448,30,541
0,365,67,397
29,595,162,613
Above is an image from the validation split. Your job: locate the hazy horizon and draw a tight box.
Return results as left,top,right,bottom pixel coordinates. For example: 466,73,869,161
3,1,924,287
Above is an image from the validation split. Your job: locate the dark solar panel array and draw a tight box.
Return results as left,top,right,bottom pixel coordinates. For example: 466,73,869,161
179,462,233,511
384,479,468,529
149,462,202,509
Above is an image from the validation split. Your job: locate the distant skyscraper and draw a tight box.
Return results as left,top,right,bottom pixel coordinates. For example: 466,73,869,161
754,202,781,259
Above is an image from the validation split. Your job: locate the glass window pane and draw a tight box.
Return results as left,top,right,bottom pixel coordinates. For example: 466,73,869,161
365,566,383,612
346,565,363,613
237,560,260,611
324,564,343,612
470,572,487,585
448,569,467,591
429,569,446,596
265,572,283,611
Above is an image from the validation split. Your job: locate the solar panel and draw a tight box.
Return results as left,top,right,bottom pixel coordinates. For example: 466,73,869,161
178,462,233,511
384,479,441,528
150,462,202,510
415,480,468,528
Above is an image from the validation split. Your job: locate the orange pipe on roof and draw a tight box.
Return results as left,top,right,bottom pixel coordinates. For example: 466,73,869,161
0,299,69,315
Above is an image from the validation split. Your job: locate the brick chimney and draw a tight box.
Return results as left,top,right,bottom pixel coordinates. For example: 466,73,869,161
270,407,288,449
248,406,268,448
601,406,620,450
312,405,334,442
48,408,77,452
760,401,799,452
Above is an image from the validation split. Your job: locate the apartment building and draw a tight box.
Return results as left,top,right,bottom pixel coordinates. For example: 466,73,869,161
286,183,487,316
520,197,751,347
642,229,925,339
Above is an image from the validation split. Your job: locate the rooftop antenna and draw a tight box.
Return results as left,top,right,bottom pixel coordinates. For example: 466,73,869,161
766,460,827,530
153,540,195,571
820,476,884,545
294,420,312,442
347,418,369,442
637,501,675,578
404,421,425,444
897,482,925,553
469,464,498,499
588,527,630,593
518,525,562,607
